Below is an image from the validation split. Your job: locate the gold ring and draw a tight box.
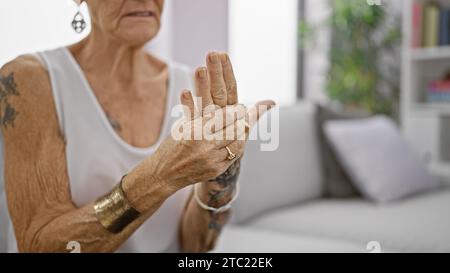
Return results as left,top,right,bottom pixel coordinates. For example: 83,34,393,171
225,146,236,161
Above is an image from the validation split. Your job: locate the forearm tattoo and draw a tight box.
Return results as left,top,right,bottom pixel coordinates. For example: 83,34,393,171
0,73,20,128
207,159,241,231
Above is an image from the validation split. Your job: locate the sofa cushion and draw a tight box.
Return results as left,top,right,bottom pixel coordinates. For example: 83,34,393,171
233,102,323,223
247,189,450,252
316,103,370,198
213,225,366,253
324,116,440,203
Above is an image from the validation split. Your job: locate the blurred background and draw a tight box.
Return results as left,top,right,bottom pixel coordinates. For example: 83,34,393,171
1,0,450,252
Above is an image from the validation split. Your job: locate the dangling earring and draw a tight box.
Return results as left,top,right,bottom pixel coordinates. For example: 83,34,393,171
72,3,86,33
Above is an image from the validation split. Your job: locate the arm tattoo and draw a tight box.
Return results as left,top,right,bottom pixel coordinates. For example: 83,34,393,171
0,72,20,128
207,160,241,232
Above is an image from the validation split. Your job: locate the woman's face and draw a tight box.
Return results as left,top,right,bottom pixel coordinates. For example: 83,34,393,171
84,0,164,46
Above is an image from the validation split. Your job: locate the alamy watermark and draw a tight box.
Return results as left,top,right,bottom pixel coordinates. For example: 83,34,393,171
367,0,382,6
169,101,280,152
67,241,81,253
366,241,382,253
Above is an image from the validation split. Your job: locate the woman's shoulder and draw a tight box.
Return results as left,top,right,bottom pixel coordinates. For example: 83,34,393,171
1,54,47,76
1,54,50,93
0,54,54,125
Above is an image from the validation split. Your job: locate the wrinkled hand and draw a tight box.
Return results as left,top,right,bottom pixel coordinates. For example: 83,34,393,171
149,103,247,192
183,52,276,201
147,52,275,196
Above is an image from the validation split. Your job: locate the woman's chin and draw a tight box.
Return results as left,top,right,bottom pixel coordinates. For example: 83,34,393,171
115,27,160,47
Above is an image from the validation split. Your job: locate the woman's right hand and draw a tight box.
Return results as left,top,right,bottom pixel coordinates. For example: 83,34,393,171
122,97,247,212
152,97,247,190
123,52,273,213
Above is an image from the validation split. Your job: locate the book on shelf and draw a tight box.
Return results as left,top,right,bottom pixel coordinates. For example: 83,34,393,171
427,93,450,103
439,8,450,46
412,2,423,48
423,2,439,47
427,80,450,103
412,1,450,48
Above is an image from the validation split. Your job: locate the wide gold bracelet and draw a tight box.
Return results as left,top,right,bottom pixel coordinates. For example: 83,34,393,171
93,176,140,234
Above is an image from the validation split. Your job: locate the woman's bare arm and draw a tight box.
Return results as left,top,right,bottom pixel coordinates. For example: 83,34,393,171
180,160,240,252
0,56,173,252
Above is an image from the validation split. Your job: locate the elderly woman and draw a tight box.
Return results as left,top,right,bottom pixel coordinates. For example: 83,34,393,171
0,0,274,252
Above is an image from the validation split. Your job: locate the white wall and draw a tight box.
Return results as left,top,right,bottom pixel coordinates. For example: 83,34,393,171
229,0,298,106
172,0,228,68
0,0,91,66
303,0,331,103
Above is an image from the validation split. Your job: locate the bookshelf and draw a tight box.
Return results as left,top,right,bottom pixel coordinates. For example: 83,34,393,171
402,0,450,169
410,45,450,61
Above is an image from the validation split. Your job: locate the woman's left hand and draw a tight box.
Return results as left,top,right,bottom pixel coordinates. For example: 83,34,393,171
180,51,276,206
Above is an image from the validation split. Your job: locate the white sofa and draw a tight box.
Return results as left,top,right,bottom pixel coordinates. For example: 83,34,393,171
214,102,450,253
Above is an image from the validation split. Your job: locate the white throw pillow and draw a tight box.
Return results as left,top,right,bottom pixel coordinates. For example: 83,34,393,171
324,116,440,203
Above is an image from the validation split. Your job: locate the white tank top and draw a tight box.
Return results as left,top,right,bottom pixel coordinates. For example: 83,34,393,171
2,47,193,252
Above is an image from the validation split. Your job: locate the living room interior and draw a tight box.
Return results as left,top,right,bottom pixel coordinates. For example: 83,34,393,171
0,0,449,253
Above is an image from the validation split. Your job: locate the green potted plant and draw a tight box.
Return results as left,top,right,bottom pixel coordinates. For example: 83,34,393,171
300,0,402,117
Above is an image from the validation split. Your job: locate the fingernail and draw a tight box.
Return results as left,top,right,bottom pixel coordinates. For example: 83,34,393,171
209,52,219,64
221,54,229,64
197,68,207,79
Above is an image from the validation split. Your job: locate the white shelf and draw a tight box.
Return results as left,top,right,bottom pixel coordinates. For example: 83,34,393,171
412,103,450,115
410,46,450,61
402,0,450,168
